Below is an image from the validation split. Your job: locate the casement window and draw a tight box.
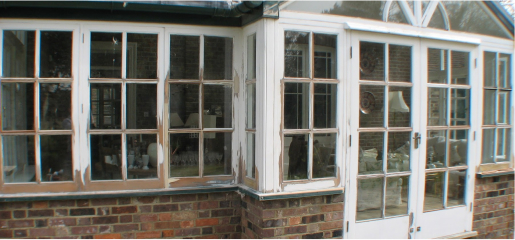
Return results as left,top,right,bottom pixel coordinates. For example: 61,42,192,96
481,52,512,166
282,30,338,181
245,33,257,180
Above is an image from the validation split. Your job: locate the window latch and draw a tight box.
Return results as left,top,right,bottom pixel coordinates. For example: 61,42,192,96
413,132,421,149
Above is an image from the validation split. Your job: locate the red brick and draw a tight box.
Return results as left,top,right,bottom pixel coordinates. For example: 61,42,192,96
71,226,97,235
78,218,91,225
9,219,34,228
214,225,235,233
97,207,110,216
199,201,218,209
70,208,95,216
159,196,171,203
113,224,139,232
136,197,155,204
91,198,117,206
49,200,75,208
172,211,196,220
154,221,180,230
136,231,162,239
118,198,131,205
139,205,152,213
180,220,194,228
0,230,13,238
56,209,68,216
180,203,195,211
162,230,174,237
285,225,307,235
14,229,27,238
141,222,153,231
319,220,343,230
111,206,137,214
77,200,89,207
13,210,25,218
0,211,11,219
159,213,171,221
136,214,158,222
0,220,7,228
92,216,118,224
175,228,201,237
289,217,302,225
29,228,55,237
321,204,344,212
196,218,218,226
120,215,132,223
49,218,77,226
94,233,121,239
153,204,178,212
99,225,110,234
28,209,54,217
172,194,197,202
32,201,48,209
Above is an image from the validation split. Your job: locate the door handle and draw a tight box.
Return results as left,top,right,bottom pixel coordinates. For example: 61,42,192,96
417,227,421,232
413,132,421,149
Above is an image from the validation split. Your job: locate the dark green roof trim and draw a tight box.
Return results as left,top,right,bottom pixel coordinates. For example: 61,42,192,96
238,186,343,201
483,1,514,36
477,170,514,178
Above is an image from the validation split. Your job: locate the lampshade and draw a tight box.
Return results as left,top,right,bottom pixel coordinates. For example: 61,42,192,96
184,113,199,127
170,113,184,127
389,91,410,113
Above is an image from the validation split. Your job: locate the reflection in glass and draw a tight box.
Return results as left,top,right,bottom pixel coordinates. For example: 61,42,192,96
90,83,121,129
359,132,384,175
428,88,447,126
284,134,308,180
314,34,337,79
247,34,256,80
314,84,337,129
2,135,35,183
359,85,384,128
357,178,383,221
170,35,199,80
40,83,72,130
126,33,157,79
126,134,157,179
313,133,336,178
389,45,411,82
451,51,469,85
204,85,232,128
498,91,509,124
169,84,199,129
426,130,447,167
246,132,255,178
90,134,122,180
40,31,72,78
449,130,468,166
90,32,122,78
497,128,511,162
428,4,446,30
41,135,72,182
1,83,35,130
428,49,448,83
387,132,411,172
424,172,444,211
283,1,385,21
385,176,409,217
483,90,496,125
483,52,496,87
246,83,256,129
284,83,309,129
450,89,469,126
360,42,384,81
499,54,511,88
204,132,231,176
170,133,199,177
126,84,157,129
204,36,233,80
482,129,495,164
388,87,411,127
447,170,466,207
2,30,35,78
285,31,309,78
388,1,408,24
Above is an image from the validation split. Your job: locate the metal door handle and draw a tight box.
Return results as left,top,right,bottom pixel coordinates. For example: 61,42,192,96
414,132,421,149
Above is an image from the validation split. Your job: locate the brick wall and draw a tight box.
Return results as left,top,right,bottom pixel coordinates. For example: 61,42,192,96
472,174,514,239
241,194,344,239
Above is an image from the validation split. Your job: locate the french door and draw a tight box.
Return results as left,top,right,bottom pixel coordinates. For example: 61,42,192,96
345,32,476,239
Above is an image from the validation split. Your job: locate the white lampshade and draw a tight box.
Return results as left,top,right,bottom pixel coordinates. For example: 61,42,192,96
170,112,184,127
389,91,410,113
184,113,199,127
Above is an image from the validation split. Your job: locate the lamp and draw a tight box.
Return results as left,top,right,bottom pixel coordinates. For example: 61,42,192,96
184,113,199,127
170,112,184,127
389,91,410,113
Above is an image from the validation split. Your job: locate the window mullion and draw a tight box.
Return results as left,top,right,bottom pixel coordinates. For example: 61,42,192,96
121,32,127,79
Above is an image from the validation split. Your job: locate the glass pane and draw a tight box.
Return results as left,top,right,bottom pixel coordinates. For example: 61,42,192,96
284,134,308,180
246,83,256,129
169,84,199,129
204,84,232,128
359,132,384,175
313,133,336,178
428,88,447,126
126,84,157,129
1,83,34,130
285,31,309,78
498,91,510,124
482,129,495,164
314,83,337,129
90,134,122,180
483,90,496,125
314,33,337,79
2,135,35,183
389,45,411,82
126,33,157,79
126,134,157,179
497,128,511,162
204,132,231,176
357,178,383,221
246,132,255,179
90,32,122,78
247,34,256,80
450,89,469,126
428,5,446,29
483,52,496,87
388,87,411,127
424,172,444,211
447,170,466,207
40,83,72,130
360,42,385,81
427,130,447,168
40,31,72,78
2,30,35,77
284,83,309,129
170,133,199,177
90,83,121,129
499,54,511,89
387,132,411,172
428,49,448,83
284,1,385,21
385,176,409,217
360,85,384,128
449,130,468,167
204,36,232,80
170,35,199,80
388,1,409,24
40,135,72,182
451,51,469,85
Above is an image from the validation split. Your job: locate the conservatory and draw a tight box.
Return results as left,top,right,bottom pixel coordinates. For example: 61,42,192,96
0,0,513,239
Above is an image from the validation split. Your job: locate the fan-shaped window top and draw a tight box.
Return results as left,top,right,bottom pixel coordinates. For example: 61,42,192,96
282,1,385,21
388,1,409,24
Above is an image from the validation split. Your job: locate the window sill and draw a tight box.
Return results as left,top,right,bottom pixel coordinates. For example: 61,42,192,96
476,168,514,178
239,185,344,201
434,231,478,239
